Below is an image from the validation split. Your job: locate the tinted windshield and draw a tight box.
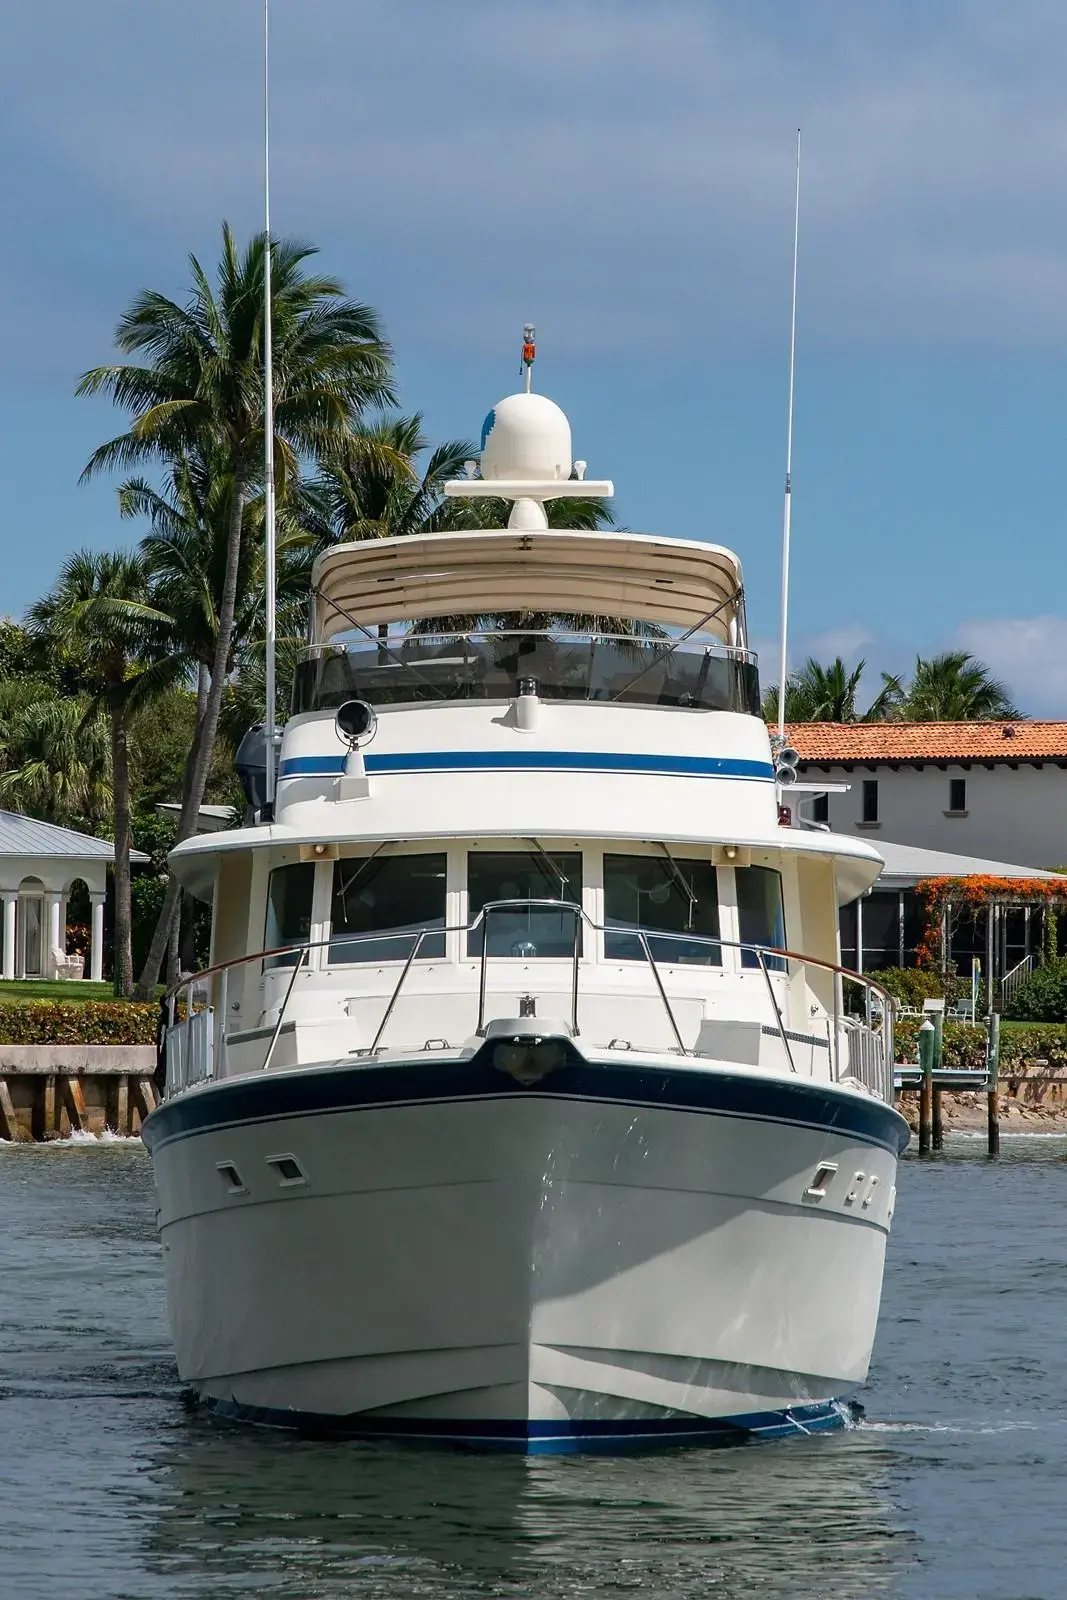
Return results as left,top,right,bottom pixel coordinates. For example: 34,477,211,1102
292,633,760,717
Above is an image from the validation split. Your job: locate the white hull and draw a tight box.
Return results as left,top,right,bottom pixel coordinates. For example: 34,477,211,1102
145,1053,905,1451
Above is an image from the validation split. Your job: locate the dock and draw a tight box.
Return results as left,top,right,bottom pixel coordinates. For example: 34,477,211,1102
0,1047,159,1141
895,1010,1002,1154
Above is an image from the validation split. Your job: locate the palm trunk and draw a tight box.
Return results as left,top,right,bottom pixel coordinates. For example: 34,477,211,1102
134,485,247,999
110,691,133,998
166,905,180,988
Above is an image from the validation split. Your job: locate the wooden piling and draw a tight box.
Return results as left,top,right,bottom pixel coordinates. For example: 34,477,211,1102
932,1010,945,1151
0,1078,20,1141
115,1074,129,1136
987,1011,1001,1157
129,1077,158,1132
42,1074,56,1138
59,1074,88,1135
918,1018,935,1155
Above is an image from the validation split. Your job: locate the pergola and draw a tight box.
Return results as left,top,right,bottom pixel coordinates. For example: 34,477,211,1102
0,811,148,982
841,839,1067,1003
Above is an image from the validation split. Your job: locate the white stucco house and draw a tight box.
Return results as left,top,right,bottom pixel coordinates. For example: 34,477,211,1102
788,721,1067,870
0,811,148,982
783,722,1067,998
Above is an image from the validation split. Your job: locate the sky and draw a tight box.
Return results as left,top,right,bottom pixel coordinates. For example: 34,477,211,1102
3,0,1067,711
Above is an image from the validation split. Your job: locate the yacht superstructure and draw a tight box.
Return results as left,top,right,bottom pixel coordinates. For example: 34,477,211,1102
143,385,907,1452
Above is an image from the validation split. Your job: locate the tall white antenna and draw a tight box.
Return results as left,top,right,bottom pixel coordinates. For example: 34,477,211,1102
263,0,278,813
776,128,801,747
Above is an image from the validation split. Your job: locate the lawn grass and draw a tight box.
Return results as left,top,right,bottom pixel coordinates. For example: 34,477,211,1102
0,979,120,1004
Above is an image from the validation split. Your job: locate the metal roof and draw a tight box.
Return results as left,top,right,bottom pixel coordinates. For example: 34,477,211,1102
155,802,236,835
311,530,746,642
874,839,1066,887
0,810,149,862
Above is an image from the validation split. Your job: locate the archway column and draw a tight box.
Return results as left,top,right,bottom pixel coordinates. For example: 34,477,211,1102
89,893,106,983
46,892,62,975
1,894,16,981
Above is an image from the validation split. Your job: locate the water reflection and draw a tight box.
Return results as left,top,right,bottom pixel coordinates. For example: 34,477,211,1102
137,1418,914,1599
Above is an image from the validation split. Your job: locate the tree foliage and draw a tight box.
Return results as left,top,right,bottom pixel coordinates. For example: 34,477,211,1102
765,649,1022,726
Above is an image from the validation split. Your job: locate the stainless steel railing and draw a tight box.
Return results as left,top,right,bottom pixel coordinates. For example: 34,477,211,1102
163,901,896,1103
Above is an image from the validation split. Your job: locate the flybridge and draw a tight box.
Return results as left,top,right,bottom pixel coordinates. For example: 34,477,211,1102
303,386,756,719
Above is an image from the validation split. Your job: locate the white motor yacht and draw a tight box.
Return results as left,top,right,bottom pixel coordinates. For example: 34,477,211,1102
143,384,908,1453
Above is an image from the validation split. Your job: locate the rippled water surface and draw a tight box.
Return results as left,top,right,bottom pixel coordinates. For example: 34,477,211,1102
1,1135,1065,1600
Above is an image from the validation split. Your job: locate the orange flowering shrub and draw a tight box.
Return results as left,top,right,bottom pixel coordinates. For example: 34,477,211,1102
914,876,1067,970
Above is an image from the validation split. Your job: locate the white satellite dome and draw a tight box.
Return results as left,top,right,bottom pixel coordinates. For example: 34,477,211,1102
479,392,573,484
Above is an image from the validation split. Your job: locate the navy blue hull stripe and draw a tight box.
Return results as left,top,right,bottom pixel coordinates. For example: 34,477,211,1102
202,1396,847,1452
142,1045,909,1157
279,751,775,781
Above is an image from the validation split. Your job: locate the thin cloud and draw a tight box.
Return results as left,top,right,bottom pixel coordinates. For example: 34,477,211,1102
8,2,1067,361
954,616,1067,718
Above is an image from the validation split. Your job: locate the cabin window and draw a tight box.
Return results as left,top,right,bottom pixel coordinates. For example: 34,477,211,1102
264,863,316,967
603,854,722,965
467,851,582,957
329,853,446,963
862,779,879,824
737,866,787,971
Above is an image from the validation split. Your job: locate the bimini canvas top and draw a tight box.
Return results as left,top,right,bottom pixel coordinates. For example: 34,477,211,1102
311,530,747,644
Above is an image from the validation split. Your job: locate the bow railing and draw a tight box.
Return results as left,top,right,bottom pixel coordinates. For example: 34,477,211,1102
162,900,896,1105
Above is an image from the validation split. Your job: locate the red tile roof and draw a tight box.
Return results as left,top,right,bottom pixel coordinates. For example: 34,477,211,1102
783,721,1067,764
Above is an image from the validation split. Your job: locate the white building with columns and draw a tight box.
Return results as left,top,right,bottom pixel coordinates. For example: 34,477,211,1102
0,810,148,982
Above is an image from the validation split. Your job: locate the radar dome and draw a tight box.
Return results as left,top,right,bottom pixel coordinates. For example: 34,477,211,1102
479,392,572,483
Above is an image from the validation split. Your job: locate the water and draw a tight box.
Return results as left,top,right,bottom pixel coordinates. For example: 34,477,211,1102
1,1137,1065,1600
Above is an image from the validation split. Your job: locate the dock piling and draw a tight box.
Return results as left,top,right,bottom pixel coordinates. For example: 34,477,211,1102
918,1017,936,1155
932,1009,945,1151
987,1011,1001,1157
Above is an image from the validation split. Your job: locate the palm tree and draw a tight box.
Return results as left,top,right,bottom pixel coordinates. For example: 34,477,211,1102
304,412,616,548
896,651,1022,722
762,657,902,725
29,551,180,996
0,697,111,829
120,451,316,723
79,224,395,996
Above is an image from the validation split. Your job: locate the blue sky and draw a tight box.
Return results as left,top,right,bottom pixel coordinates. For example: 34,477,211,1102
3,0,1066,710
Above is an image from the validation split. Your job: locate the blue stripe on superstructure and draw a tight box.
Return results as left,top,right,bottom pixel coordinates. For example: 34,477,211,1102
278,751,775,780
141,1044,909,1157
201,1397,847,1452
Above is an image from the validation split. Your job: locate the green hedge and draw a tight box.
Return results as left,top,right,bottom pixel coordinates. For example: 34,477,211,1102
0,1001,156,1045
1002,959,1067,1023
864,967,961,1008
896,1016,1067,1071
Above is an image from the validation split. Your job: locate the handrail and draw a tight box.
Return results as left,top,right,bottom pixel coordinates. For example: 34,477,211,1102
164,901,896,1096
474,900,583,1036
262,946,307,1072
368,929,427,1054
299,629,758,665
757,948,796,1074
638,930,687,1054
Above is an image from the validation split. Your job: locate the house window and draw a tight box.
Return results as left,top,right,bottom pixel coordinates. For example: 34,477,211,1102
862,779,879,824
811,793,829,824
467,850,582,957
949,778,967,813
603,854,721,965
329,853,446,963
